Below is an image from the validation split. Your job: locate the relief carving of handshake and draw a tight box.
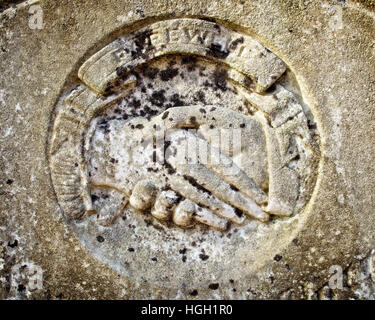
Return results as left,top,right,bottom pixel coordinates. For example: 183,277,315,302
90,105,271,230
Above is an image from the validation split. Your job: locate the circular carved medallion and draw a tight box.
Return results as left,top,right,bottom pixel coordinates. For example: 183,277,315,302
49,18,320,286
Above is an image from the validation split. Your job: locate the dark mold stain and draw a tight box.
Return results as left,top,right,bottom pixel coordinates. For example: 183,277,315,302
96,235,105,243
131,29,153,58
149,90,166,107
207,43,229,59
212,68,228,91
160,68,179,81
7,240,18,248
199,253,209,261
230,37,244,51
208,283,219,290
234,208,243,218
189,289,198,296
274,254,282,262
169,93,185,107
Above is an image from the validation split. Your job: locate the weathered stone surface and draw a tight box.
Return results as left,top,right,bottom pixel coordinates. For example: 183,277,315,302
1,0,375,300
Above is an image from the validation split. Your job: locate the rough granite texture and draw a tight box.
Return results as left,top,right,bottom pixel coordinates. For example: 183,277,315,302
0,0,375,299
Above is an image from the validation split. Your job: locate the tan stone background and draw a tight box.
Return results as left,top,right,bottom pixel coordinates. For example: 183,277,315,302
1,0,375,299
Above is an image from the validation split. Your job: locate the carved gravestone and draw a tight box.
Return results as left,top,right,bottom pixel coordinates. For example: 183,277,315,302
1,1,375,299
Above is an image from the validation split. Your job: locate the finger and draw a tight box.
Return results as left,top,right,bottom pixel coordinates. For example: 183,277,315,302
173,199,229,231
173,199,195,227
183,130,267,205
151,190,180,221
168,174,245,225
193,206,229,231
172,163,269,222
129,180,157,210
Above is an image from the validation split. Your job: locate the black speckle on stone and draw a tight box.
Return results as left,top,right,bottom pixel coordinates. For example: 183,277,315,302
144,106,158,118
230,37,244,51
274,254,282,262
170,93,185,107
162,111,169,120
195,91,206,104
182,55,198,65
230,184,239,192
199,108,206,114
199,253,209,261
190,116,197,124
269,276,275,284
208,283,219,290
234,208,243,218
8,239,18,248
207,43,229,59
151,257,157,262
116,66,127,77
182,255,187,263
307,120,317,130
17,284,26,292
240,123,246,128
212,68,228,91
129,98,141,109
229,279,234,283
189,289,198,296
160,68,179,81
150,90,166,107
128,247,135,252
96,235,105,243
179,248,187,254
285,264,291,271
135,8,145,17
135,124,144,129
131,29,152,58
142,67,159,79
6,179,13,185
